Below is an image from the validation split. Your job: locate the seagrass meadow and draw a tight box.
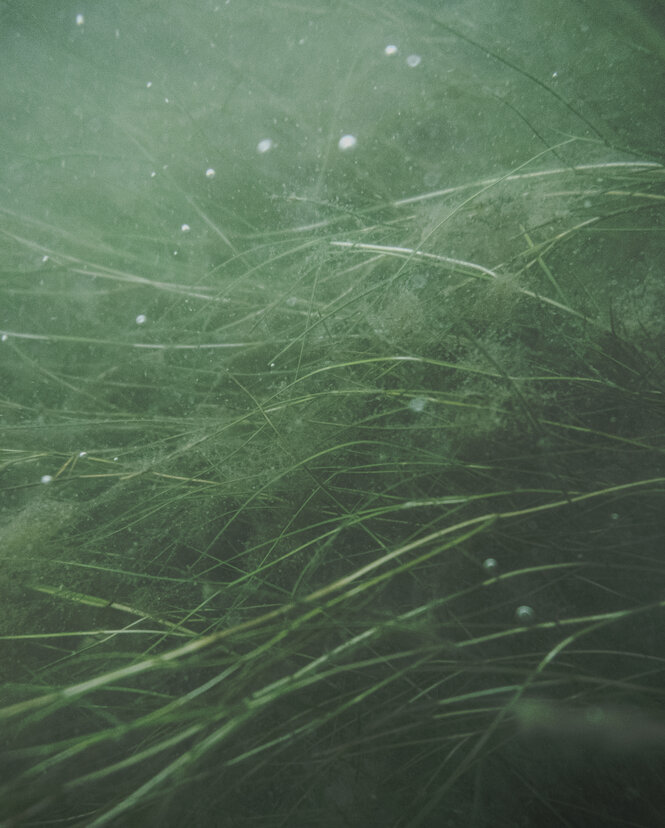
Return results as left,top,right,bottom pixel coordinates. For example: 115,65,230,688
1,1,665,826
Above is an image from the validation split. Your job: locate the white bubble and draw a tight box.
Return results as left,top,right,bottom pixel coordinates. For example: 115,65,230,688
41,475,53,484
146,81,153,88
1,334,7,342
408,396,427,413
205,168,216,179
135,314,147,325
78,451,87,457
384,44,398,56
406,54,421,67
338,134,357,151
515,605,536,624
181,223,191,232
75,14,84,26
482,557,499,573
257,138,274,154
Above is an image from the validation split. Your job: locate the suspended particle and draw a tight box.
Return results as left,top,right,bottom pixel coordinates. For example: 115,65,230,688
257,138,274,154
515,605,536,624
406,54,421,67
338,134,357,151
408,397,427,413
205,168,216,179
181,223,191,232
135,314,147,325
41,475,53,484
384,44,398,56
75,14,84,27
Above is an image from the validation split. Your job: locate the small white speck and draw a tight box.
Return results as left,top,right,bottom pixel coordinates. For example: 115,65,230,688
146,81,153,88
257,138,274,154
338,134,357,151
1,334,8,342
41,475,53,484
384,44,398,56
78,451,87,457
181,223,191,232
406,54,421,67
205,168,216,179
408,397,427,413
515,605,536,623
136,314,147,325
75,14,84,26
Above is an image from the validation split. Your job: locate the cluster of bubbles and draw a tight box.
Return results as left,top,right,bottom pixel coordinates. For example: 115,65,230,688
482,558,536,623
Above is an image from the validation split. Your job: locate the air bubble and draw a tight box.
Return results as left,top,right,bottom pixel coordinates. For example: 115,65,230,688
338,134,357,151
515,605,536,624
406,54,421,67
384,44,398,56
135,314,147,325
205,168,216,179
41,475,53,484
257,138,274,154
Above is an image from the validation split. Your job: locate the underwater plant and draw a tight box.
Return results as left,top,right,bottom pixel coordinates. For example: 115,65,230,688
1,2,664,826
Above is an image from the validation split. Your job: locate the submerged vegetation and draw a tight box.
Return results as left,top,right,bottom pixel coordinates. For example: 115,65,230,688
1,2,665,826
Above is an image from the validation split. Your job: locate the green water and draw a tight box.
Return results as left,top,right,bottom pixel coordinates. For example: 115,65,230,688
1,2,664,826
